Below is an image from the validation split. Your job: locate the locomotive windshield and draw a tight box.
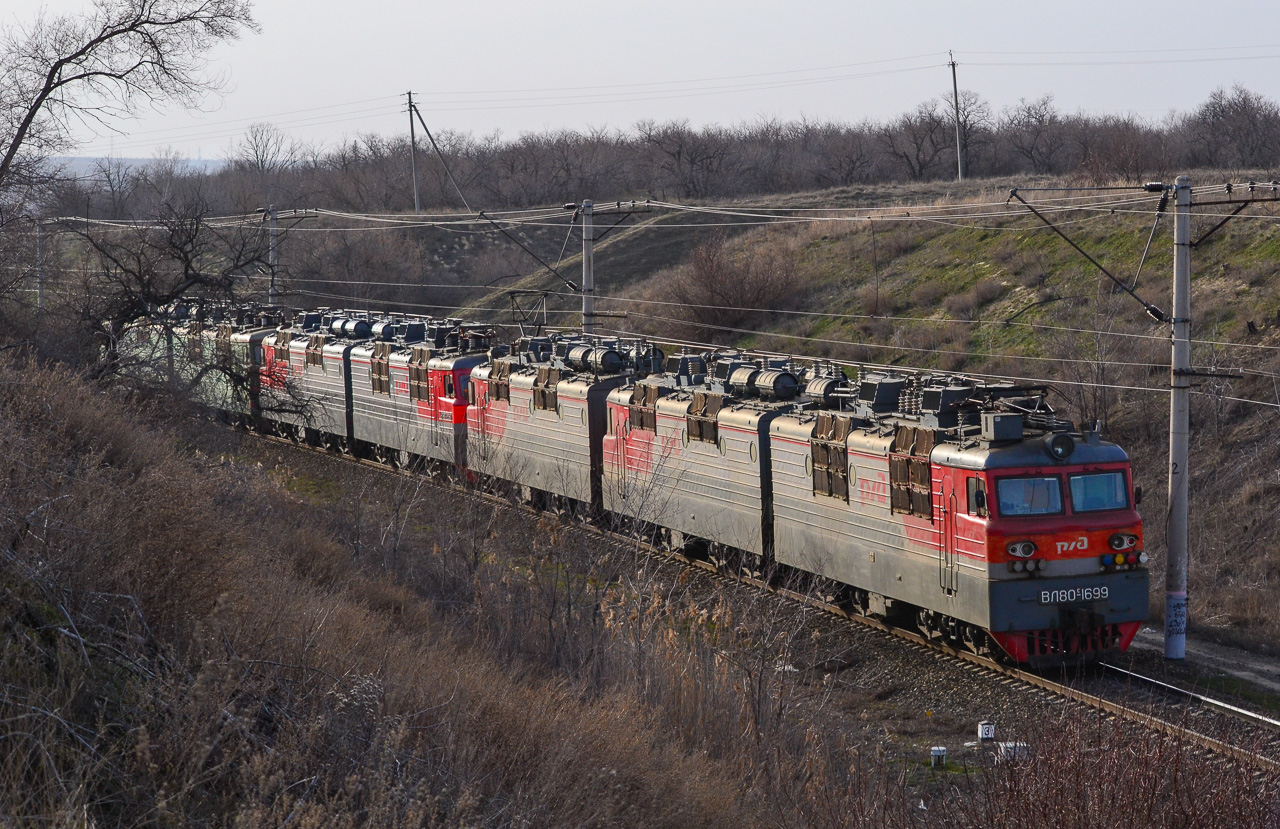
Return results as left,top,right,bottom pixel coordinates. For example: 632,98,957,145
996,476,1063,516
1069,471,1129,512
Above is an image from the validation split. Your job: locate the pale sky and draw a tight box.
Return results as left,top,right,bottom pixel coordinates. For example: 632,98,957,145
19,0,1280,161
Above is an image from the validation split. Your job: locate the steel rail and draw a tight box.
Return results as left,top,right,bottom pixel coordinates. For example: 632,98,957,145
1100,661,1280,733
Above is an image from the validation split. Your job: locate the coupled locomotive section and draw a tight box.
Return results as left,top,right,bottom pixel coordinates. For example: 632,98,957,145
607,353,1146,664
768,374,1145,664
468,334,664,512
603,352,806,562
127,303,1148,667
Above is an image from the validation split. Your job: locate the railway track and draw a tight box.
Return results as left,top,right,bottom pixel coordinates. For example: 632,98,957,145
247,428,1280,774
729,557,1280,773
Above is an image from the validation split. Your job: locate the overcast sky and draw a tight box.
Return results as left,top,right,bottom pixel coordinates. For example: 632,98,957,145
20,0,1280,161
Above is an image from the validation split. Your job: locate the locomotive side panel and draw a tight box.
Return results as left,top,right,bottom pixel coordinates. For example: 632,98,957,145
307,343,353,440
419,355,483,467
194,328,233,412
351,345,414,457
770,418,996,624
259,338,311,431
466,366,520,483
398,352,455,464
602,387,684,525
607,395,772,557
467,373,600,505
228,328,273,417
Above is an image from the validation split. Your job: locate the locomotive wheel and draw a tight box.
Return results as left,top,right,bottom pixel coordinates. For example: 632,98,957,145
916,609,941,640
960,624,990,655
846,588,871,617
707,543,735,573
548,495,575,521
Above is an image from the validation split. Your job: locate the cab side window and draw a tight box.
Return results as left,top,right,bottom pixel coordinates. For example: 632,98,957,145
967,477,988,516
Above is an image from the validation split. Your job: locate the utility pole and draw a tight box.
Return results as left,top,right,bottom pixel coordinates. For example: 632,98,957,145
950,51,964,182
581,199,594,334
1165,175,1191,659
407,91,420,213
267,204,279,303
34,217,43,311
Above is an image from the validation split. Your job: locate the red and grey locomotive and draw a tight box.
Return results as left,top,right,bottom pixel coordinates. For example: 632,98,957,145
133,304,1148,666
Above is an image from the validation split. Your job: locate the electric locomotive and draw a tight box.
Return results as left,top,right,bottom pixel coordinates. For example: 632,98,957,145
769,371,1145,664
349,319,493,469
127,302,1147,666
603,351,806,561
607,352,1146,663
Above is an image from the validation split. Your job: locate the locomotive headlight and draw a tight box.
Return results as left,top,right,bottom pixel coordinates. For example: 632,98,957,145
1138,552,1149,564
1044,433,1076,460
1109,533,1138,551
1007,541,1036,558
1011,560,1025,572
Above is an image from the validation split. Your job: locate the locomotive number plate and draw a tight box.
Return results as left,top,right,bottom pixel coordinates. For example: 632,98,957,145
1039,586,1109,605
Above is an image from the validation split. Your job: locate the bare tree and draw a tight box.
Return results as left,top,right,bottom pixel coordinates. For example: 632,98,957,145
637,119,738,199
877,99,949,181
1002,95,1066,174
92,155,143,218
1186,85,1280,169
670,229,797,340
807,120,876,188
942,89,994,176
1074,113,1162,184
0,0,256,210
63,196,269,377
228,122,302,175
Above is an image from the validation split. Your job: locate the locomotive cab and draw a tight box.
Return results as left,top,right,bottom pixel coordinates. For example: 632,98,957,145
933,430,1147,664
